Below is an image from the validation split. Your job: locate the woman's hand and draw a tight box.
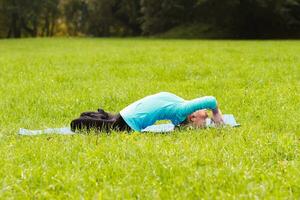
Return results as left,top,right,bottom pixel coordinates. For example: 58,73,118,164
212,108,224,126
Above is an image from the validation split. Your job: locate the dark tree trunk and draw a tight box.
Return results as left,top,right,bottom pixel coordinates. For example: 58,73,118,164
44,13,50,36
32,18,38,37
46,17,50,36
49,13,56,36
10,12,21,38
6,0,21,38
7,26,12,38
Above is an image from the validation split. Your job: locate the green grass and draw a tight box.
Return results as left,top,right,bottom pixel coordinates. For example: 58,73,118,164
0,38,299,199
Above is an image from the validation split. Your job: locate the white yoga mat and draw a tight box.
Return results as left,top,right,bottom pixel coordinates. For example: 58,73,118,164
19,127,74,136
141,114,240,133
18,114,240,135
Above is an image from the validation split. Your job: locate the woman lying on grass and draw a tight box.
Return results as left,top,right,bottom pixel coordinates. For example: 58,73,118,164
71,92,224,132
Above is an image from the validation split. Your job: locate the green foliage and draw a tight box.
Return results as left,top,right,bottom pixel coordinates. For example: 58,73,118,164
1,0,300,38
63,0,141,36
0,38,300,198
0,0,60,37
112,0,141,36
140,0,180,35
63,0,89,36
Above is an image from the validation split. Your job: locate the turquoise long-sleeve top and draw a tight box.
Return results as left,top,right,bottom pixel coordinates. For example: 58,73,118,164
120,92,217,132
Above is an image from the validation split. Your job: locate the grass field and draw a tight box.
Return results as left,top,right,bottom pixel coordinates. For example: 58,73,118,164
0,38,299,199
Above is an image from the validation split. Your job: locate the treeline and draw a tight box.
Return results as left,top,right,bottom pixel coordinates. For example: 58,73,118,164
0,0,300,38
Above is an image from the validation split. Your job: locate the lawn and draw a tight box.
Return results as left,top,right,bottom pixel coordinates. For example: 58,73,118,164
0,38,299,199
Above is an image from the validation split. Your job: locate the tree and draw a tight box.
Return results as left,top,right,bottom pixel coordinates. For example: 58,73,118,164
83,0,110,36
281,0,300,37
140,0,187,35
41,0,60,36
0,0,60,38
112,0,142,36
63,0,88,36
0,0,299,38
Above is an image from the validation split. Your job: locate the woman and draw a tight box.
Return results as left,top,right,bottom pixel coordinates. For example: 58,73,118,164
70,92,224,132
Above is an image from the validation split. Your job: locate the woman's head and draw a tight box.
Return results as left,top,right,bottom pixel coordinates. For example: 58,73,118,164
187,109,208,128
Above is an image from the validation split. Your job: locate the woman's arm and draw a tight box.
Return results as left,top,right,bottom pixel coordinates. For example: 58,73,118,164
180,96,224,126
212,106,224,126
180,96,217,116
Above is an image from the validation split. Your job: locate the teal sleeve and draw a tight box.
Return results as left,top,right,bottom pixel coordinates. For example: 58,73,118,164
179,96,217,116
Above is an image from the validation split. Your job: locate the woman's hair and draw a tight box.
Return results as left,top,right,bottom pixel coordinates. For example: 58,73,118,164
179,117,189,126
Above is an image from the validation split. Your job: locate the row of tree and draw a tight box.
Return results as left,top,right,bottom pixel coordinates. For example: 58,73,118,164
0,0,300,38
